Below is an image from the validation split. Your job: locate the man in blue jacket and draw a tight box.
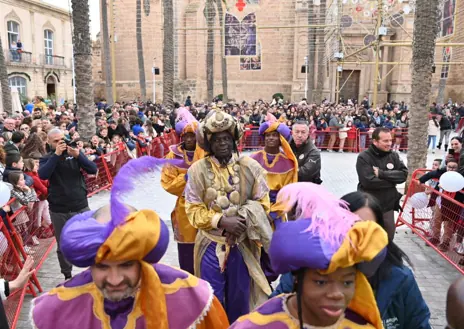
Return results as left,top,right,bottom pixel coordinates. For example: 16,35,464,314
38,128,97,280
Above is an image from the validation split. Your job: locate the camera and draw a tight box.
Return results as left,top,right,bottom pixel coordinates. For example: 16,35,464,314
63,138,77,148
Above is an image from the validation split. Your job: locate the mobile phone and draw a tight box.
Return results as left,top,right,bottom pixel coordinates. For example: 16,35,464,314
449,149,455,155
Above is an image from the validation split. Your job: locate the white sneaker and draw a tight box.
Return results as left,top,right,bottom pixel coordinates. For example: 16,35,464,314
327,149,333,153
338,150,344,153
31,236,40,245
24,246,36,255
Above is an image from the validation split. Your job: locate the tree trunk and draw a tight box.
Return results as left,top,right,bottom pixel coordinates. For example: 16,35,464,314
205,0,216,102
307,2,316,102
101,0,114,104
313,0,326,104
216,0,228,102
71,0,96,140
136,0,147,100
406,0,440,184
0,37,12,115
163,0,175,108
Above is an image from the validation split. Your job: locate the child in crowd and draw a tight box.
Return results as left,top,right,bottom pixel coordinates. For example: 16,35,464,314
3,154,33,187
133,126,148,156
23,159,52,239
8,171,38,251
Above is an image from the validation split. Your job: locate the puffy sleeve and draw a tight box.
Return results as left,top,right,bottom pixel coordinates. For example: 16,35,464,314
161,151,187,197
184,161,223,230
195,296,229,329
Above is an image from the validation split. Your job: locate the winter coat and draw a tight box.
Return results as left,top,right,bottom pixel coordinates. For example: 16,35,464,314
290,139,322,184
427,120,440,136
356,145,407,212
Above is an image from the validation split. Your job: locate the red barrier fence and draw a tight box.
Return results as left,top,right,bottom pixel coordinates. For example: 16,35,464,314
2,130,179,329
239,127,409,153
396,169,464,274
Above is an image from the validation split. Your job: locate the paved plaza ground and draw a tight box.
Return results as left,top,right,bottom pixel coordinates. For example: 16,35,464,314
16,150,461,328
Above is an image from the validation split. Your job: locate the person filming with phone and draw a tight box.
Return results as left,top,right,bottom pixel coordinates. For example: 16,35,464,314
38,128,97,281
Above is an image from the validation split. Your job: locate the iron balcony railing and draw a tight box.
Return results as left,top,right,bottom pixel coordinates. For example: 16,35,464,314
40,54,65,67
5,50,32,64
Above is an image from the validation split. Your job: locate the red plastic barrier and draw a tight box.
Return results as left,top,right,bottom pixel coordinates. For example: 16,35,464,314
396,169,464,274
1,132,180,328
358,128,408,152
238,128,265,152
314,129,358,152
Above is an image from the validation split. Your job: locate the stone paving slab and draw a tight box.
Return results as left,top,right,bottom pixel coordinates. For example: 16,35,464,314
16,150,460,328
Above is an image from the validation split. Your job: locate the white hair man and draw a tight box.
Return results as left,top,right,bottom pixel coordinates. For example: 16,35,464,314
290,121,322,184
38,128,98,280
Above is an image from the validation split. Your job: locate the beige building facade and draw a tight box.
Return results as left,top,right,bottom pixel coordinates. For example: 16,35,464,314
97,0,462,104
0,0,75,108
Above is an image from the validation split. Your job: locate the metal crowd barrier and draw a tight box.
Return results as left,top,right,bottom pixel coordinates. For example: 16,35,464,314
239,127,409,153
2,130,179,329
396,169,464,274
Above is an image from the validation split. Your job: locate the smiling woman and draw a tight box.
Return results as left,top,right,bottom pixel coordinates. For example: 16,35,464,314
229,183,389,329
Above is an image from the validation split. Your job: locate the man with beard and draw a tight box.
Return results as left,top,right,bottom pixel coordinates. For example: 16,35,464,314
184,107,272,323
356,127,407,241
161,108,204,274
31,157,229,329
290,121,321,184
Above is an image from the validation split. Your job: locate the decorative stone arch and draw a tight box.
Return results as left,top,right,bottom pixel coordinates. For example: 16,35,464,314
42,20,56,33
44,71,60,84
5,10,23,41
7,72,31,81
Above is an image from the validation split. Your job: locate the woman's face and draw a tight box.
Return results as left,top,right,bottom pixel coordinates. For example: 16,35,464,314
451,138,462,152
60,123,67,131
100,129,108,137
91,136,99,145
300,267,356,326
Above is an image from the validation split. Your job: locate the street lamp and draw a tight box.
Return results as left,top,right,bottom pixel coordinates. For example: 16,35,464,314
304,56,308,100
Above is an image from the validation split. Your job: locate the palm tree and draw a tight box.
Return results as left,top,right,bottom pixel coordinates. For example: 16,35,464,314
205,0,216,101
313,0,326,104
101,0,114,104
406,0,440,182
163,0,174,108
136,0,148,100
306,1,316,102
216,0,228,102
0,36,12,114
71,0,96,140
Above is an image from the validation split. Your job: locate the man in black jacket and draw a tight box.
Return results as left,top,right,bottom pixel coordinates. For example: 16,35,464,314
290,121,322,184
356,127,407,241
38,128,98,280
437,112,452,151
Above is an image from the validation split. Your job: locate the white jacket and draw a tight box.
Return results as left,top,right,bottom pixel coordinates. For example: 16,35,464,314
428,120,440,136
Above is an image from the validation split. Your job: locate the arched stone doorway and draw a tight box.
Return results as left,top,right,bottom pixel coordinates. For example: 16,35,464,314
46,75,56,99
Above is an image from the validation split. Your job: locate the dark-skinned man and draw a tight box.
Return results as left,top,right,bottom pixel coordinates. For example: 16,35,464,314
250,113,298,284
161,108,204,274
184,106,272,323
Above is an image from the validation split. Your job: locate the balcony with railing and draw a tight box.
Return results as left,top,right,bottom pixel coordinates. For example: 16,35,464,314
40,54,65,67
5,50,32,65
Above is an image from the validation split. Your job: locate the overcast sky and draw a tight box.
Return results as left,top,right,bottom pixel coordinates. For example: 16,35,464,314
43,0,100,39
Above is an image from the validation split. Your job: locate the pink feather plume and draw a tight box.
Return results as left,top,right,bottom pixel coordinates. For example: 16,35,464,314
276,182,360,247
265,112,277,123
176,107,198,124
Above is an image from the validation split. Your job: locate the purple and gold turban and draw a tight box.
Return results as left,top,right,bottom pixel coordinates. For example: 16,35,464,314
175,107,199,137
61,156,183,329
271,183,388,329
259,113,298,183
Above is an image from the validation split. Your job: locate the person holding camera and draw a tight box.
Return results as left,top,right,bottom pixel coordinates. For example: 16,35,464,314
38,128,97,280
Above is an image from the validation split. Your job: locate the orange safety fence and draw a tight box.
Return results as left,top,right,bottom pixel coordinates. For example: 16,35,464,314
2,130,179,329
396,169,464,274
